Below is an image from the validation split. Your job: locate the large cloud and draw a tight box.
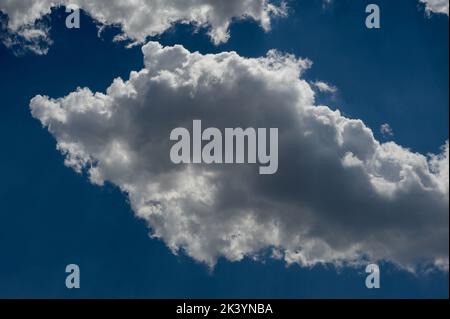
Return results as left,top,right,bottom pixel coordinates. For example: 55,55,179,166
420,0,449,15
30,42,449,269
0,0,286,54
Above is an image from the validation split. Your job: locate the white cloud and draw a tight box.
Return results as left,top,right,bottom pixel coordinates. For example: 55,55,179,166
0,0,286,54
380,123,394,138
30,42,449,270
0,16,52,55
420,0,449,15
312,81,337,94
1,0,447,55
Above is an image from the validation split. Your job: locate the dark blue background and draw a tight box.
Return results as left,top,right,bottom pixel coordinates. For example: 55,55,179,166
0,0,448,298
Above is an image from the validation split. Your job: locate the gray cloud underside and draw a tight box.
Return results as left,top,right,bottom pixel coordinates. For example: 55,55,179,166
30,42,449,269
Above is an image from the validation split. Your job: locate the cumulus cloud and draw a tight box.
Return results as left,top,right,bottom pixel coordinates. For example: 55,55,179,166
0,0,286,54
420,0,449,15
30,42,449,270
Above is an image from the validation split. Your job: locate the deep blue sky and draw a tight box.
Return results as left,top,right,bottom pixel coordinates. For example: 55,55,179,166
0,0,448,298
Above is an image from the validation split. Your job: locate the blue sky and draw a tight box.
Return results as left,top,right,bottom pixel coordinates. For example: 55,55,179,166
0,0,448,298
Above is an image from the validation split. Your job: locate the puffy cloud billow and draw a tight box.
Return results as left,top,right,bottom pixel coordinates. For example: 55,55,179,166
30,42,449,270
0,0,286,54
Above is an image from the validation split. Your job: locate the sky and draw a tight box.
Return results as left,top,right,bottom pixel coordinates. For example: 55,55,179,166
0,0,448,298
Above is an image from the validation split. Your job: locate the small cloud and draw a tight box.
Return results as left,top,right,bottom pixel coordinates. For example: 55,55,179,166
312,81,337,94
0,23,53,56
380,123,394,137
420,0,449,16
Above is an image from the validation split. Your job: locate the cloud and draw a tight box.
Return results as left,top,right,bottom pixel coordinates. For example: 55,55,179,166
312,81,337,94
0,17,52,55
30,42,449,270
380,123,394,138
322,0,449,17
420,0,449,15
0,0,286,54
